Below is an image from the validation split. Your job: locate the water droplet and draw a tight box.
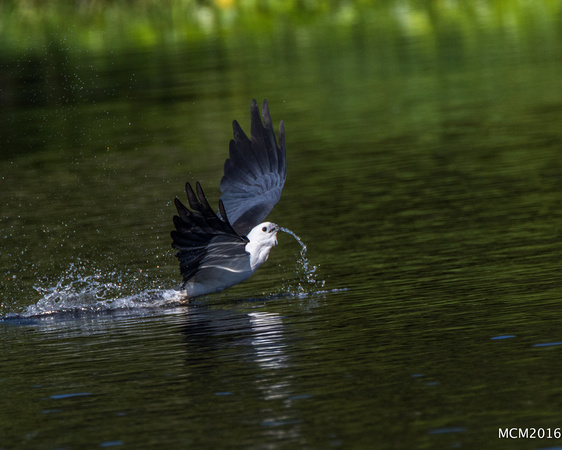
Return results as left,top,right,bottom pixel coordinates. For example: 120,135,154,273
279,227,325,292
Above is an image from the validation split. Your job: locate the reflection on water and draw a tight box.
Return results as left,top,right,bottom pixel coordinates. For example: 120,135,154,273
178,304,305,444
248,312,288,371
181,307,293,399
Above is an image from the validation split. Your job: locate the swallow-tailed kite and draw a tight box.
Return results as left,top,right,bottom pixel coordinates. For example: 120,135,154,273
171,99,286,297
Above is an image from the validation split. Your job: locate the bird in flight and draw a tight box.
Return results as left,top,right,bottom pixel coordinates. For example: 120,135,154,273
171,99,287,298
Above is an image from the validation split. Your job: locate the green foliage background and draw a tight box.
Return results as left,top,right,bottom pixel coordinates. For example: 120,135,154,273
1,0,561,53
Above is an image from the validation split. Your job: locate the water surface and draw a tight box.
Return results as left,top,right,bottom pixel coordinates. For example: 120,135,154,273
2,3,562,448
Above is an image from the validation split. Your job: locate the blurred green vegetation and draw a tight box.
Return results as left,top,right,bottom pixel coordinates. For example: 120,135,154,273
1,0,561,53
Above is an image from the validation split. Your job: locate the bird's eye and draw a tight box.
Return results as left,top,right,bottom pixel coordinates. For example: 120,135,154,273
262,226,267,232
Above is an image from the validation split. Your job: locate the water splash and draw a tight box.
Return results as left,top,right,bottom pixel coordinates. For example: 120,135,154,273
8,229,326,318
279,227,325,293
19,263,186,318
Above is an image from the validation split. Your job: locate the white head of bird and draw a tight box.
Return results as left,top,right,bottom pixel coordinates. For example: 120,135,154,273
245,222,279,270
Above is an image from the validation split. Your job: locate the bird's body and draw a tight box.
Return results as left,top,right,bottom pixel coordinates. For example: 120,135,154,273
171,100,286,298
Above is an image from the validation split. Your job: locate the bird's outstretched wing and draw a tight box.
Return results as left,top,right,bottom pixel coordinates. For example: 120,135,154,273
220,99,286,236
171,182,250,287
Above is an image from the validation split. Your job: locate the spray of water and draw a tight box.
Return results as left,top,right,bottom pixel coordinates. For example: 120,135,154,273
9,228,326,318
21,263,186,317
279,226,325,293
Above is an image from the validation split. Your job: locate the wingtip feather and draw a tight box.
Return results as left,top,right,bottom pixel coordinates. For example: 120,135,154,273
262,99,273,130
195,181,213,212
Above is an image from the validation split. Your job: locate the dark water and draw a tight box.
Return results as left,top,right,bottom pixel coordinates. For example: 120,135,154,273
2,5,562,448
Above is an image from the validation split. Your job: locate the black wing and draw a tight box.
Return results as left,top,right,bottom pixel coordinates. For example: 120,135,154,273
219,99,286,236
171,182,249,285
